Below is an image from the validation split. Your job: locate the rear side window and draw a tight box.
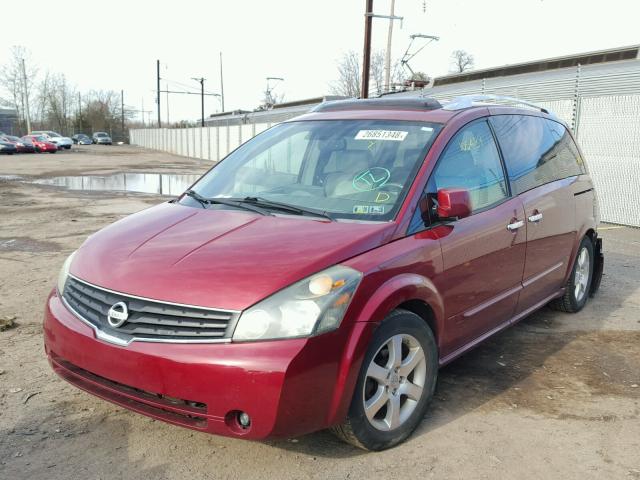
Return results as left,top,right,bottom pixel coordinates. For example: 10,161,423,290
490,115,585,194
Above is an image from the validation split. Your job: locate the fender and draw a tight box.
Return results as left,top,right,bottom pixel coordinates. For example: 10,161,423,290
353,273,444,333
564,183,598,284
325,273,444,426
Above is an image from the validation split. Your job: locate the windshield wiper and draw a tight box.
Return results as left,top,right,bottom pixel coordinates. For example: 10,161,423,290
239,196,335,221
184,190,272,216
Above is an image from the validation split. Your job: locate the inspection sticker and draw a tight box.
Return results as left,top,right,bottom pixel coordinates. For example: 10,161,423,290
355,130,408,141
353,205,370,214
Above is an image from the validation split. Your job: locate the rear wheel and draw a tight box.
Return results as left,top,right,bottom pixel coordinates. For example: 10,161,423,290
550,236,594,313
332,310,438,450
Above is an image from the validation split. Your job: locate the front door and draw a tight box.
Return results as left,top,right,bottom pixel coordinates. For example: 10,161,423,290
425,119,527,356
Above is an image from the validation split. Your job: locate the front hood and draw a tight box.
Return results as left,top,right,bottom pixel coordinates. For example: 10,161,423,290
71,203,395,310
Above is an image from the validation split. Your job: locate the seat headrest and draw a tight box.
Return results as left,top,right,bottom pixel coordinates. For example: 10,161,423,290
332,149,372,172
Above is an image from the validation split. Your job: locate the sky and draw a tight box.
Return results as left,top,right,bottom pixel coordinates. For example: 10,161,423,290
1,0,638,124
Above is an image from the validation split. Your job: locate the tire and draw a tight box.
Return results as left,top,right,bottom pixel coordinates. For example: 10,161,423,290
332,309,438,450
550,236,594,313
49,151,56,154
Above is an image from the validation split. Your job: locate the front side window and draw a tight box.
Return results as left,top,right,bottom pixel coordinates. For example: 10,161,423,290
430,120,508,212
490,114,585,194
183,120,442,221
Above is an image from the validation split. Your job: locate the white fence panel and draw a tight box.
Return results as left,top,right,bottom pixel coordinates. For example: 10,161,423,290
577,95,640,227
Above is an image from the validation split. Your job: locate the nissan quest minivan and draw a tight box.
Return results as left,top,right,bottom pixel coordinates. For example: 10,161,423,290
44,96,604,450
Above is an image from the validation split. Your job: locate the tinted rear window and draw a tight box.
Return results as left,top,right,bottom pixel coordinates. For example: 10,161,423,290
490,115,585,194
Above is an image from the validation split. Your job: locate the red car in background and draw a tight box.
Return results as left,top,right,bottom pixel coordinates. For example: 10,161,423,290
44,95,604,451
22,135,58,153
1,135,37,153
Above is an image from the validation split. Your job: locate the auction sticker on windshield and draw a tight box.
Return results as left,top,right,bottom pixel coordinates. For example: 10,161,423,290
355,130,408,141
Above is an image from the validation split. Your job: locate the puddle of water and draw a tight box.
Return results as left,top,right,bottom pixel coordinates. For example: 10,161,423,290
0,175,23,182
33,173,201,196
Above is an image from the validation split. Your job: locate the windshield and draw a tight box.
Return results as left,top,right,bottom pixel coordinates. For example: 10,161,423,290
181,120,442,221
96,132,108,137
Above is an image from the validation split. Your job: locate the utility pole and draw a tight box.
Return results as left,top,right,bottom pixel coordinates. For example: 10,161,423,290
142,97,145,127
192,77,206,127
20,58,32,132
78,92,82,132
361,0,374,98
156,60,161,128
384,0,396,93
219,52,225,112
121,90,125,143
166,81,170,125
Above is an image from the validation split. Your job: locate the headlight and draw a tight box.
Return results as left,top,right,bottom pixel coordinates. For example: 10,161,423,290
232,265,362,341
57,251,76,295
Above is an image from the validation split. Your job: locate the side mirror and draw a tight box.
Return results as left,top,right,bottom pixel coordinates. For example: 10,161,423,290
437,188,472,220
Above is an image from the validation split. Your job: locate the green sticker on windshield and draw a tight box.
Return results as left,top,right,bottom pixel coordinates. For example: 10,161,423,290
353,205,370,214
352,167,391,192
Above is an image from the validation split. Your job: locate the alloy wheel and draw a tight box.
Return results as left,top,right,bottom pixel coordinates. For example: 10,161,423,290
363,334,427,431
574,246,590,302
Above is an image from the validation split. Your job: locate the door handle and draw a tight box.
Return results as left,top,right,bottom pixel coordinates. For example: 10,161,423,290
528,212,543,223
507,219,524,231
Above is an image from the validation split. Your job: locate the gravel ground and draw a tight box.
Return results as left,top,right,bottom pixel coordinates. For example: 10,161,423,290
0,145,639,479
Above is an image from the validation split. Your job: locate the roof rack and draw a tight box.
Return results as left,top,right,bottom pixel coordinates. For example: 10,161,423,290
312,97,442,113
442,94,552,115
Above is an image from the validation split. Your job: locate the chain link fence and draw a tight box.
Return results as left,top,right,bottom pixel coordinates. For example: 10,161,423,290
130,61,640,227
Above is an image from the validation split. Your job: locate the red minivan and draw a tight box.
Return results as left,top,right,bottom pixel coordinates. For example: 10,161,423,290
44,96,603,450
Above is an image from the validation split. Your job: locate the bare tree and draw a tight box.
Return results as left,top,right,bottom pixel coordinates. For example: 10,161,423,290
330,50,361,98
331,50,404,98
370,51,386,97
450,50,475,73
0,46,38,133
46,73,75,133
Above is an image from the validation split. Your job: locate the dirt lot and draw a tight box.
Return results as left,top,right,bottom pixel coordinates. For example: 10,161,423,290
0,145,639,479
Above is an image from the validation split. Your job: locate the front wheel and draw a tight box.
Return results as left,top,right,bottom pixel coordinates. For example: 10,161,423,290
332,310,438,450
550,236,594,312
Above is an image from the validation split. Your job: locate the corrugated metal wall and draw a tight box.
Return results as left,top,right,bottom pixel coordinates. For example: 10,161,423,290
130,60,640,227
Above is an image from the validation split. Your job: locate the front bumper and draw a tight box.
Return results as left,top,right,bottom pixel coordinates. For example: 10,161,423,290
44,289,373,439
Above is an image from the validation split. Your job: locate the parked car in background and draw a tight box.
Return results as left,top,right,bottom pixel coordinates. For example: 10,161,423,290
72,133,92,145
92,132,112,145
22,135,58,153
1,135,37,153
0,139,17,155
31,130,73,149
45,96,603,451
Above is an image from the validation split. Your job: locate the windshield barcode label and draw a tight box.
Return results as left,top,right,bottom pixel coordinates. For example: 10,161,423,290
355,130,408,141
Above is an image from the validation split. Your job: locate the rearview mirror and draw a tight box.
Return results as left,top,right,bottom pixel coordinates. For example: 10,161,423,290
437,188,472,220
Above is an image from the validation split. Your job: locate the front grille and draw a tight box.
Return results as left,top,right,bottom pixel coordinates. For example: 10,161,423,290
62,276,239,344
